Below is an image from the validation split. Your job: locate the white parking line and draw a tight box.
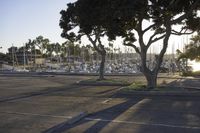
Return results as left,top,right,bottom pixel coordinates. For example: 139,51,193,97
84,117,200,129
0,111,72,119
67,112,88,124
1,111,200,130
102,98,113,104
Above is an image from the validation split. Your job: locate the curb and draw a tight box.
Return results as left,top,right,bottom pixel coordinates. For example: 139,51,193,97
118,91,200,97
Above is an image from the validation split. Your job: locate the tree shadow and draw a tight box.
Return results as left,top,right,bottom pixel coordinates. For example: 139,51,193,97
128,96,200,133
0,84,84,103
161,78,200,90
43,98,143,133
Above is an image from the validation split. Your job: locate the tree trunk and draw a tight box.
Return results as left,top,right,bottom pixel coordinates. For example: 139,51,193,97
144,72,158,89
140,50,159,89
98,52,106,80
86,34,106,81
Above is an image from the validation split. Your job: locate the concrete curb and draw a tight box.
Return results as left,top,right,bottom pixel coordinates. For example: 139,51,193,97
118,91,200,96
0,71,143,76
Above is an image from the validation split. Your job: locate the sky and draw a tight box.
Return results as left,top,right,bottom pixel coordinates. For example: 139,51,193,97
0,0,191,54
0,0,76,53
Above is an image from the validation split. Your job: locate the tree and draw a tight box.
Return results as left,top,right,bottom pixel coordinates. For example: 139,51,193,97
25,39,35,52
7,46,18,66
68,42,75,56
8,46,18,54
179,33,200,61
81,45,91,62
0,52,11,62
60,0,111,80
60,41,69,58
85,0,200,88
35,36,50,56
46,43,54,60
54,42,61,56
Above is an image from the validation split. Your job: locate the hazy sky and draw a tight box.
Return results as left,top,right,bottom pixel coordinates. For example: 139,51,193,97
0,0,190,54
0,0,76,53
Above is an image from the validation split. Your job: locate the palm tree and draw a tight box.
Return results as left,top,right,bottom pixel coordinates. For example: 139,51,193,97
25,39,35,65
46,43,55,62
55,43,61,63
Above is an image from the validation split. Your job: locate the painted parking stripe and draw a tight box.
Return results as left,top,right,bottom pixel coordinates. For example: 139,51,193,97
0,111,72,119
84,117,200,130
1,111,200,130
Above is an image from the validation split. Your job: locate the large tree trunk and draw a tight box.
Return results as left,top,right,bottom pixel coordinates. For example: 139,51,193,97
86,33,106,81
98,52,106,80
139,20,171,89
140,49,160,89
143,71,158,89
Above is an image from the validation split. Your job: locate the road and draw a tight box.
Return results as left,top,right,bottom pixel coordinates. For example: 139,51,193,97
0,75,200,133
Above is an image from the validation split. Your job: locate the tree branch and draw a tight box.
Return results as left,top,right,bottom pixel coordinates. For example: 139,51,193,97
87,34,101,53
137,18,145,49
124,43,141,54
171,29,194,35
147,32,165,48
171,0,200,24
153,17,171,73
97,37,106,54
143,23,156,33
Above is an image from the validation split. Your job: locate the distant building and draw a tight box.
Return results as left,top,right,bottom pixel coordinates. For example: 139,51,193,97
65,56,84,63
7,51,42,65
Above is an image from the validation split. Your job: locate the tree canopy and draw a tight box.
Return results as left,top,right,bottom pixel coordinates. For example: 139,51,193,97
60,0,200,87
60,0,114,80
178,33,200,61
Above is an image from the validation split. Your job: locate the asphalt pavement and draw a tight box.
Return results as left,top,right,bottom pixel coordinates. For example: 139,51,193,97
0,75,200,133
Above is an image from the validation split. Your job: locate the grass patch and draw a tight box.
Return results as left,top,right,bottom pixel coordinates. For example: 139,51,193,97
121,82,187,92
153,86,186,92
122,82,148,91
78,78,130,86
182,71,200,77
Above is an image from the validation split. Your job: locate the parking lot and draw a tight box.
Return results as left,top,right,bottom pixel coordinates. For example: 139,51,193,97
0,75,200,133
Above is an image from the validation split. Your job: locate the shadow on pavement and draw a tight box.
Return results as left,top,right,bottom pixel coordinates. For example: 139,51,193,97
0,84,84,103
43,98,143,133
163,78,200,90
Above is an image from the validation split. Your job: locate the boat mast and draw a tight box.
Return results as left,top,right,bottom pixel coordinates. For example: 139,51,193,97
23,43,26,70
12,44,14,71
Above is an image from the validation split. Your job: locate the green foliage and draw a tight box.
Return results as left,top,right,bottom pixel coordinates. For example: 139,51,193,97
8,46,18,54
23,36,51,58
178,33,200,61
92,0,200,87
25,39,35,51
122,82,187,92
123,82,147,91
60,0,200,84
182,71,200,76
0,52,11,62
152,87,186,92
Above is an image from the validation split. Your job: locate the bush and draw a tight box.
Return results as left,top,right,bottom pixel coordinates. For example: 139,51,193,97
182,71,200,76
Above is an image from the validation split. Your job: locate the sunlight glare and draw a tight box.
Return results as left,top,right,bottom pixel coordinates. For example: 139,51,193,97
189,60,200,72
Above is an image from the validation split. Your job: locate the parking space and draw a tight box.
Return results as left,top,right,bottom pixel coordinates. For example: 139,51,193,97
0,75,200,133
